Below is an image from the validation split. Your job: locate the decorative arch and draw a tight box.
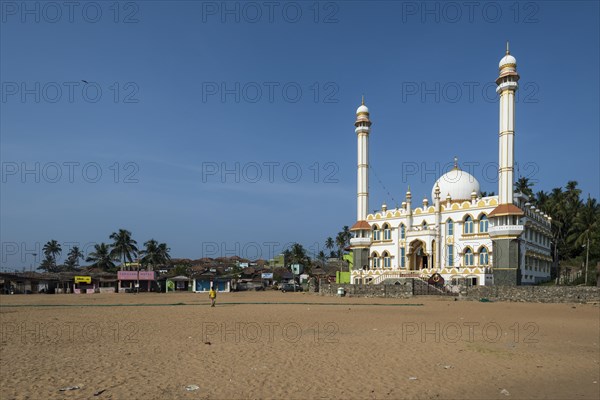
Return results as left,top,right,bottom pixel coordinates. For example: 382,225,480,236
382,223,391,240
461,201,471,209
370,251,380,269
408,239,429,270
382,251,391,268
446,218,454,236
463,247,474,266
463,214,475,234
478,214,489,233
478,246,489,265
372,225,381,241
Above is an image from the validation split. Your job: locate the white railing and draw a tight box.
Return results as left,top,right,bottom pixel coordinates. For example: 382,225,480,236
371,271,422,284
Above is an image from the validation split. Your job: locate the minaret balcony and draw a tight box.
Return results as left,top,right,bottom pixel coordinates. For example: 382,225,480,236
488,225,524,238
350,237,372,247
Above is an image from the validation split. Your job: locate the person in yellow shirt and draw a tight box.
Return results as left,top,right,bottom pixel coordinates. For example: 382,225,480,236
209,286,217,307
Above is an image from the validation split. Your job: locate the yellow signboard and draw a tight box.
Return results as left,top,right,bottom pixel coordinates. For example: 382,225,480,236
74,276,92,284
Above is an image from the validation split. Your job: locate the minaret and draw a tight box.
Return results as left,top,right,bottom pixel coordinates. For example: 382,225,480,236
497,41,518,205
350,97,373,275
489,42,525,285
356,96,371,221
433,183,442,269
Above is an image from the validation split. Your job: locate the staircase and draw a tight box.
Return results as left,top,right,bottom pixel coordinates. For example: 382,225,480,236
371,271,421,285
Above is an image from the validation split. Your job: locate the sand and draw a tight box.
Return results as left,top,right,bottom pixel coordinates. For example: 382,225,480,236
0,291,598,400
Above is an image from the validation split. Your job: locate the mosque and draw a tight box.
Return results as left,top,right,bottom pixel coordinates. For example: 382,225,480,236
349,44,553,286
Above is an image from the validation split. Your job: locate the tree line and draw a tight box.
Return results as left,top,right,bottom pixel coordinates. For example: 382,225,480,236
516,178,599,281
39,229,171,273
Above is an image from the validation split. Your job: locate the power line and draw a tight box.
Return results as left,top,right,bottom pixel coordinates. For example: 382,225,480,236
369,164,397,208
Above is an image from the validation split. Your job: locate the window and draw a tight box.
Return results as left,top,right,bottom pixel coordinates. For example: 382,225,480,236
383,252,391,268
479,247,489,265
373,226,380,241
464,248,474,266
447,245,454,267
400,247,406,268
371,252,379,268
383,224,391,240
447,219,454,236
479,215,488,233
400,224,406,239
422,220,427,229
464,216,474,234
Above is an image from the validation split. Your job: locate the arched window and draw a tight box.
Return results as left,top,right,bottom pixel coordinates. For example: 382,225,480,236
479,215,488,233
400,247,406,268
373,225,380,241
479,247,489,265
400,224,406,239
446,219,454,236
464,216,474,234
447,245,454,267
371,252,379,268
383,251,391,268
464,248,474,266
383,224,391,240
421,220,428,229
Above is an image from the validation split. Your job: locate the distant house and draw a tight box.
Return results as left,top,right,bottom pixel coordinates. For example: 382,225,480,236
192,271,231,292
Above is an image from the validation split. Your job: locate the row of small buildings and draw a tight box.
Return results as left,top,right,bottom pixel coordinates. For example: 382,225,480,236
0,270,232,294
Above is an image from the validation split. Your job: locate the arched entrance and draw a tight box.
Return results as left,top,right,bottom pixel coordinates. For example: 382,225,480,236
408,240,428,270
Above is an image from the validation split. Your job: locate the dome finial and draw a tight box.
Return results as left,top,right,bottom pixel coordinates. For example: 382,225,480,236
453,156,458,169
361,94,365,105
506,41,510,55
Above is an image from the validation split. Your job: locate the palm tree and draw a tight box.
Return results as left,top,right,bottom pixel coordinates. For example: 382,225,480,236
318,250,326,265
110,229,139,267
325,237,334,254
42,240,62,265
287,243,311,275
64,246,84,271
39,254,57,272
86,243,117,271
568,196,599,284
515,177,534,197
110,229,139,289
140,239,171,271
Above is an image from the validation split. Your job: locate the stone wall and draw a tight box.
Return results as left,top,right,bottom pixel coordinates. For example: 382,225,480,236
318,281,600,304
319,281,413,298
462,285,600,303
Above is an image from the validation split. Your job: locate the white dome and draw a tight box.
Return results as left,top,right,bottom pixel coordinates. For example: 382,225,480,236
356,104,369,114
499,54,517,69
432,167,480,201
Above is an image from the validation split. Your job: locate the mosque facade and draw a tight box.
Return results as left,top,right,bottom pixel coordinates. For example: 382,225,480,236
349,45,553,286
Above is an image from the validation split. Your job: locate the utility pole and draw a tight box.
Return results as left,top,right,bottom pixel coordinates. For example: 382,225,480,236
584,235,590,286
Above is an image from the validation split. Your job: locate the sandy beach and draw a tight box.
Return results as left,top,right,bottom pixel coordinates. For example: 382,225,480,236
1,291,598,400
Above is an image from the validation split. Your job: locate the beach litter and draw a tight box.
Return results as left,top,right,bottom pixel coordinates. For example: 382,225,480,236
185,385,200,391
59,386,80,391
500,388,510,396
443,365,452,369
93,389,106,396
408,377,418,380
479,298,492,302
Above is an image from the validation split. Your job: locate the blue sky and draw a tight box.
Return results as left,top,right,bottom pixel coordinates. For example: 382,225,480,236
1,1,599,269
